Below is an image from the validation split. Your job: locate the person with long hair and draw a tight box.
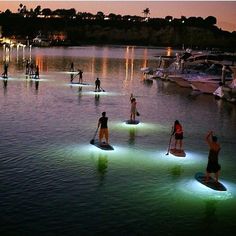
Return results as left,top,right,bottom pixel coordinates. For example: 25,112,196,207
172,120,184,151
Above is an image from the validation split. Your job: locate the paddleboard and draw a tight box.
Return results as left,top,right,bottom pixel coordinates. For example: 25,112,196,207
71,82,89,85
170,148,186,157
91,141,114,151
195,172,227,191
125,120,140,125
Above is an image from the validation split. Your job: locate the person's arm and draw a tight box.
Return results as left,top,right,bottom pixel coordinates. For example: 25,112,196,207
97,118,101,129
205,131,213,146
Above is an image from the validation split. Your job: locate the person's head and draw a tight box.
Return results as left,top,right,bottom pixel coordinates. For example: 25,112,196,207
131,98,136,103
212,135,218,142
174,120,180,125
102,112,106,117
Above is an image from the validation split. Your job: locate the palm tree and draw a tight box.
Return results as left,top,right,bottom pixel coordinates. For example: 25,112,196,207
142,8,150,18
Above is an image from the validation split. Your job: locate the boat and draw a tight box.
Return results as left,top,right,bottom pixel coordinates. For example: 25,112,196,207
168,74,191,88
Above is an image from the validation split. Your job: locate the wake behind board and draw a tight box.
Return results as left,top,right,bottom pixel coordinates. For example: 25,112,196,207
195,172,227,191
91,140,114,151
170,148,186,157
125,120,140,125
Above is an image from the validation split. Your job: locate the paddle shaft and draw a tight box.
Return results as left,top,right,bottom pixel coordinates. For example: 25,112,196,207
90,127,99,144
166,127,173,155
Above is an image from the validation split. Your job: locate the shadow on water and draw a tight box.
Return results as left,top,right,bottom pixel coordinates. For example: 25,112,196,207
169,165,184,178
202,200,218,231
3,78,8,95
77,86,83,104
97,154,108,184
35,80,39,92
95,94,100,106
128,127,136,145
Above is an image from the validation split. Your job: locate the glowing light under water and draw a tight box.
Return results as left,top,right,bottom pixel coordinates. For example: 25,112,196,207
178,179,235,200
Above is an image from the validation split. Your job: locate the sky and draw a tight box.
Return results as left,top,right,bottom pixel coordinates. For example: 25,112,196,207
0,1,236,32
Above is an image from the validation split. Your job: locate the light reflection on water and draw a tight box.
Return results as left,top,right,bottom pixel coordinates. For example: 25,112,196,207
0,46,236,235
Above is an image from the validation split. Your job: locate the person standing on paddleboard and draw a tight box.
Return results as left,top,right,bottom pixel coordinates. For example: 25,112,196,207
172,120,184,151
205,131,221,183
130,97,137,121
98,112,109,145
95,77,101,91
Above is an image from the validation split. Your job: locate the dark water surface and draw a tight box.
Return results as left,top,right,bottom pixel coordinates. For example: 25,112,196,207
0,46,236,235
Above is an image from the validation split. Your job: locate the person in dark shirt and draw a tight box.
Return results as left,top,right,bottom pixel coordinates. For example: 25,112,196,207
35,65,40,79
70,62,74,72
2,62,8,78
172,120,184,151
95,77,101,91
78,70,83,83
98,112,109,145
205,131,221,183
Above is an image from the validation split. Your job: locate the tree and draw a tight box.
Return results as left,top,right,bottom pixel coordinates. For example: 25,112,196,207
142,8,150,18
205,16,217,26
34,5,41,16
165,16,173,22
42,8,52,17
96,11,105,20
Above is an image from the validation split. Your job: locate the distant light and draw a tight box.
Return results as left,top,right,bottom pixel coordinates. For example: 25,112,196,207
169,19,172,22
182,20,185,23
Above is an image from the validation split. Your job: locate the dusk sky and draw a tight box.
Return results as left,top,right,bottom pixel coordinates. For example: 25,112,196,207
0,1,236,32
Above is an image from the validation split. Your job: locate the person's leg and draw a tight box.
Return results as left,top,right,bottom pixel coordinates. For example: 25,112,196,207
205,171,211,182
105,129,109,144
99,129,103,143
215,171,219,183
174,139,177,149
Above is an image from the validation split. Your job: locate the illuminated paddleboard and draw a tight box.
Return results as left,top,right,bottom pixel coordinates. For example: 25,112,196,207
91,141,114,151
170,148,186,157
71,82,90,85
125,120,140,125
195,172,227,191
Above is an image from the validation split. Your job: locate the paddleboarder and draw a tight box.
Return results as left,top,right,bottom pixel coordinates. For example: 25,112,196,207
2,62,8,78
205,131,221,183
98,112,109,145
35,65,39,79
95,77,101,91
130,97,137,121
70,62,74,72
78,69,83,83
172,120,184,151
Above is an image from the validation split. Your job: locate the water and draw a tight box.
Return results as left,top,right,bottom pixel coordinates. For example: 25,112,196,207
0,46,236,235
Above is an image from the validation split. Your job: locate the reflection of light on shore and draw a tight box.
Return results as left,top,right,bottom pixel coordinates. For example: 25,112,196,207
130,47,134,80
124,46,135,82
102,47,108,78
166,47,172,57
35,55,44,72
178,179,234,200
142,48,148,69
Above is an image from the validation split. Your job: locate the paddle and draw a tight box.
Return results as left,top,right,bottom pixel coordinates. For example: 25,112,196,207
100,87,105,92
136,111,140,116
90,127,99,144
166,127,174,155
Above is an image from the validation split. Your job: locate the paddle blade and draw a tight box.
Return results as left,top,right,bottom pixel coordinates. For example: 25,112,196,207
136,111,140,116
90,139,95,144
